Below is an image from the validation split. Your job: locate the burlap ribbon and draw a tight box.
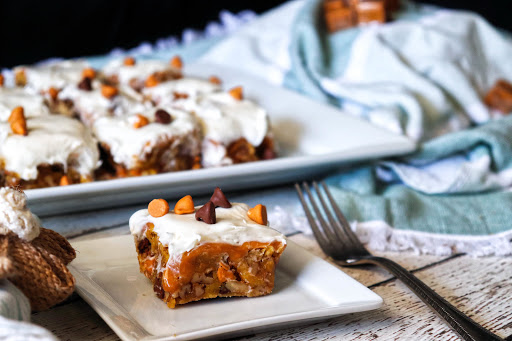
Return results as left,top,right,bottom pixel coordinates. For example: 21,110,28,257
0,228,76,311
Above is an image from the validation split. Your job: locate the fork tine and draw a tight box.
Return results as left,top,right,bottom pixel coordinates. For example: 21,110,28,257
303,182,342,246
294,183,334,256
320,181,367,251
312,181,350,249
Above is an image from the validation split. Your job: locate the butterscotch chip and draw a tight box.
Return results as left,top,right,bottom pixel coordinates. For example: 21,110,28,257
174,195,195,215
124,56,136,66
11,121,27,136
0,74,4,87
8,106,24,124
133,114,149,129
173,92,189,100
484,79,512,114
9,107,28,136
148,199,170,218
209,76,222,85
145,75,159,88
15,70,27,86
48,87,59,100
170,56,183,69
248,204,267,225
59,175,70,186
228,86,243,100
82,68,96,80
101,84,118,99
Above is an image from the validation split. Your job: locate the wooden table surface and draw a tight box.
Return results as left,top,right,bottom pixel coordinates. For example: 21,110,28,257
32,228,512,341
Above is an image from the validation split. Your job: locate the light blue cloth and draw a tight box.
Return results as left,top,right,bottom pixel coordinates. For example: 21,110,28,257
283,0,512,236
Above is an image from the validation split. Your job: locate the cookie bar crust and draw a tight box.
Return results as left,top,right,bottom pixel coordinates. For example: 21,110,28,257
96,130,202,179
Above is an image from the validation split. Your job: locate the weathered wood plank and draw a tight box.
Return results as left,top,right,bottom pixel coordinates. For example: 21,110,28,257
32,232,511,341
32,300,119,341
236,255,512,340
288,233,449,287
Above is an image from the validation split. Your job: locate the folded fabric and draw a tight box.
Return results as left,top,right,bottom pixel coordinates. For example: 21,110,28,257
200,0,512,255
0,280,57,341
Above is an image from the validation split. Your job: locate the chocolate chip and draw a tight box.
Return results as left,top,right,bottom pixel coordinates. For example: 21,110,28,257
77,77,92,91
210,187,231,208
155,109,172,124
154,277,165,299
195,201,216,224
137,238,151,254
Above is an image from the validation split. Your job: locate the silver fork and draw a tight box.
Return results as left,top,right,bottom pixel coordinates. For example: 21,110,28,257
295,181,503,341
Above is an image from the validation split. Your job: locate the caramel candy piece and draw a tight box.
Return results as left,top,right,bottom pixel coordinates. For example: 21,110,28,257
170,56,183,69
82,68,96,80
59,175,70,186
174,195,195,215
0,74,4,87
78,77,93,91
101,84,118,99
248,204,268,225
356,0,386,24
124,56,136,66
228,86,243,100
209,76,222,85
145,75,159,88
9,107,28,136
148,199,170,218
484,79,512,114
325,7,354,32
133,114,149,129
209,187,231,208
154,109,172,124
195,201,216,224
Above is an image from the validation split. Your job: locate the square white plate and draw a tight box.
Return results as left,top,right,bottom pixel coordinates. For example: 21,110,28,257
26,63,415,216
70,234,383,341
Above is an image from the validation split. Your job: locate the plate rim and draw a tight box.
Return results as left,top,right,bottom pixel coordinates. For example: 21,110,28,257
69,235,383,341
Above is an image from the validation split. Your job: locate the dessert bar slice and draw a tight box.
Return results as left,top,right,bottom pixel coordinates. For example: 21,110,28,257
101,57,183,92
92,107,201,178
58,80,150,126
0,88,51,121
142,77,221,107
188,90,276,167
14,60,91,93
129,189,286,308
0,111,100,189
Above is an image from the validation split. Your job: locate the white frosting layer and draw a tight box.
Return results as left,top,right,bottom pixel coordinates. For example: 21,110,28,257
0,88,50,122
92,107,199,169
102,59,174,84
143,77,221,105
16,60,90,92
187,92,269,147
0,188,40,241
129,203,286,257
58,81,149,126
0,115,100,180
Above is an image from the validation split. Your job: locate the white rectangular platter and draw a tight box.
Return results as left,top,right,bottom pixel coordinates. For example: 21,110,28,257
70,234,383,341
26,63,415,216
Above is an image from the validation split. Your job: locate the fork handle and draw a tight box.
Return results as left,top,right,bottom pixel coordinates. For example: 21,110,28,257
360,256,503,341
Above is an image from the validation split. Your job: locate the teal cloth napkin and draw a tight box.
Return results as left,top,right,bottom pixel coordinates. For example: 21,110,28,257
284,0,512,237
